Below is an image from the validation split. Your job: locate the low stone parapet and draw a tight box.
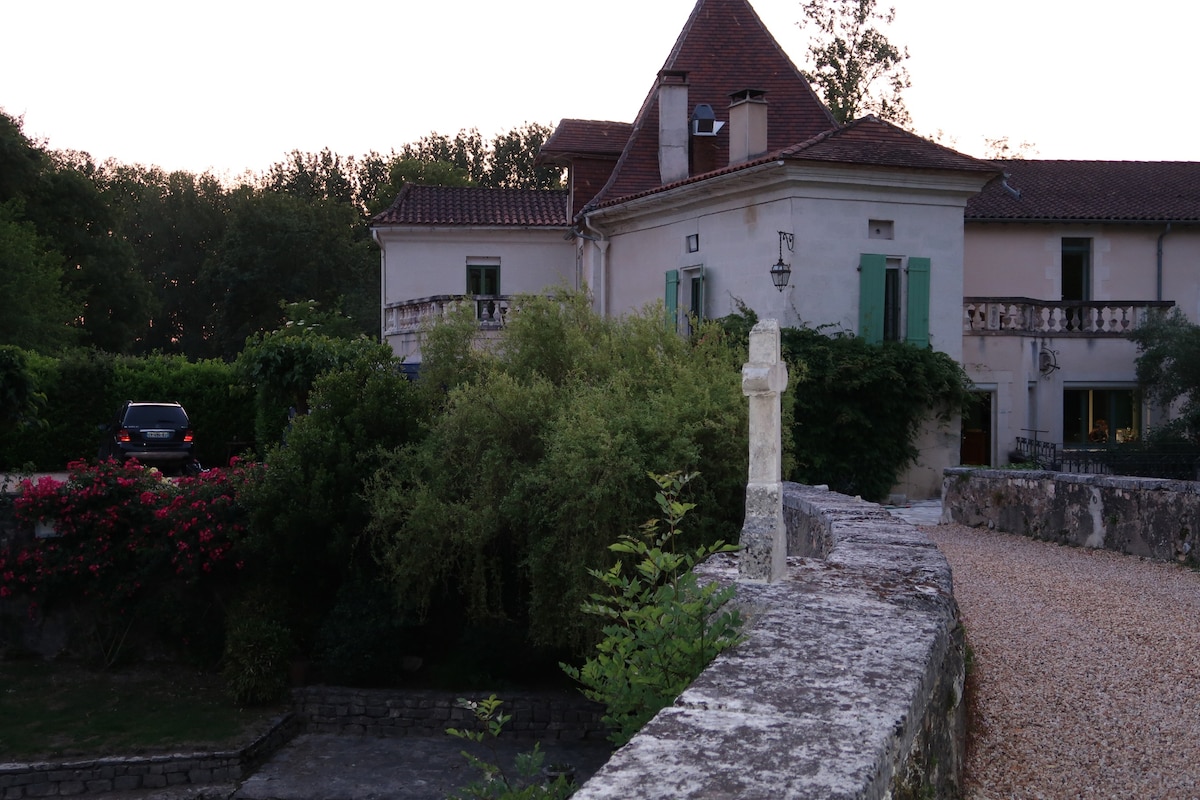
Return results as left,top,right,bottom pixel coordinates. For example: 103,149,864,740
291,687,606,742
943,467,1199,565
572,483,966,800
0,712,299,799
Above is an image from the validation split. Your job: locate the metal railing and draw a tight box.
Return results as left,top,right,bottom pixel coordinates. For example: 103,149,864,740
964,298,1173,336
1013,437,1200,479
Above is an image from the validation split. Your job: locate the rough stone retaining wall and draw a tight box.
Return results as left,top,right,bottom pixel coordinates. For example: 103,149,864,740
943,467,1199,565
572,483,966,800
0,712,299,799
292,687,606,741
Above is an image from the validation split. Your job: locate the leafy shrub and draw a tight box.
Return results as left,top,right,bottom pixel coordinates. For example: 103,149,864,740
367,291,749,656
312,577,413,686
238,352,420,657
1,458,261,664
235,325,396,451
561,472,743,746
446,695,576,800
222,588,294,705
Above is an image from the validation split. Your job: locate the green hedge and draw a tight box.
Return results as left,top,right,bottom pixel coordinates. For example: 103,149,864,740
0,348,254,471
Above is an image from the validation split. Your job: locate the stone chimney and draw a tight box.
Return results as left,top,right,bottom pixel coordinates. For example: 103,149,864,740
657,70,689,185
728,89,768,166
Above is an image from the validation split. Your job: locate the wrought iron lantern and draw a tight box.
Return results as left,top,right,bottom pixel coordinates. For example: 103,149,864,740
770,231,794,290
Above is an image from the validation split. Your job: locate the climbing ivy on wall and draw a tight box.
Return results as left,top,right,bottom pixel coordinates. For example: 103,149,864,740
722,306,973,502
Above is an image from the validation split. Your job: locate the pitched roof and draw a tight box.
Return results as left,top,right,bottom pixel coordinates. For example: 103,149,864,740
966,161,1200,222
371,184,570,227
591,116,998,209
779,116,997,173
538,120,632,162
590,0,837,206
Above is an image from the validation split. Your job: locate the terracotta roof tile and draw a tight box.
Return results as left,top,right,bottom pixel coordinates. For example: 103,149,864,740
538,120,632,161
966,161,1200,222
591,0,837,206
371,184,570,227
591,116,998,209
779,116,997,173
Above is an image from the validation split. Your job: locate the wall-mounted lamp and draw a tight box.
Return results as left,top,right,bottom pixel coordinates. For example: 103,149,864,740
1038,347,1060,376
771,231,794,290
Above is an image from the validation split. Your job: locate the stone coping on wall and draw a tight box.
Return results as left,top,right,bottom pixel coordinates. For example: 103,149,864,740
571,483,966,800
943,467,1199,565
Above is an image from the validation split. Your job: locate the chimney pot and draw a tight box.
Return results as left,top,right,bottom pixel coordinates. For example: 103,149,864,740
729,89,768,166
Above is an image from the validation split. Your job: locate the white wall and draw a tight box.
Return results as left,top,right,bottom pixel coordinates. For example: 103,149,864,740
583,165,988,498
962,223,1200,459
375,227,576,305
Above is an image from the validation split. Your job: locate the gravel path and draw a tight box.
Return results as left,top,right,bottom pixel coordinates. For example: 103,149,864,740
924,523,1200,800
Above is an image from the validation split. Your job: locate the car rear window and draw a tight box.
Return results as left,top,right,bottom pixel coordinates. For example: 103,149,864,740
124,406,188,427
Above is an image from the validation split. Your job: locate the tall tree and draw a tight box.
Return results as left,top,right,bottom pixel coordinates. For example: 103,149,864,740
0,200,78,351
97,162,230,357
798,0,912,126
27,151,152,353
201,188,375,359
263,148,356,206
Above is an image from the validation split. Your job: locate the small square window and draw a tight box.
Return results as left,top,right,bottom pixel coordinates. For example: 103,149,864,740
686,234,700,253
868,220,894,240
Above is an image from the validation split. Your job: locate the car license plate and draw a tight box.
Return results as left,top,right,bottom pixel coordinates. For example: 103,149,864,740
144,430,171,439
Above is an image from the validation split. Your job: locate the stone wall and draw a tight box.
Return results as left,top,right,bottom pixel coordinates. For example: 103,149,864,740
943,467,1199,565
292,687,605,741
572,483,966,800
0,712,299,799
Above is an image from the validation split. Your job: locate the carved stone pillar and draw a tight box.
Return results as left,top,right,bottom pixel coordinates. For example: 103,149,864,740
739,319,789,582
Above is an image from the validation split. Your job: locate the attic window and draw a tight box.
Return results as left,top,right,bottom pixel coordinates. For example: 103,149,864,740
868,219,894,240
686,234,700,253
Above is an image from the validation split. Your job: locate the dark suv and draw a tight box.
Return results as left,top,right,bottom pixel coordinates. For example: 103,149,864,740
99,401,198,474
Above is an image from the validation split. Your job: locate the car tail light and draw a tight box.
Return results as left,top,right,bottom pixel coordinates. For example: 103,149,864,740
118,429,132,443
184,429,194,443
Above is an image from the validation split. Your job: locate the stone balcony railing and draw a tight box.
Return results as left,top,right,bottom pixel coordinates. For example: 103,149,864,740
963,297,1174,336
383,294,511,336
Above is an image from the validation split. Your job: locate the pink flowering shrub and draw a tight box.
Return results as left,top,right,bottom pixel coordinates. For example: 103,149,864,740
0,458,264,662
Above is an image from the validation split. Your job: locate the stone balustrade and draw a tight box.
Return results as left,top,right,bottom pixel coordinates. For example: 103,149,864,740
962,297,1173,336
383,295,511,335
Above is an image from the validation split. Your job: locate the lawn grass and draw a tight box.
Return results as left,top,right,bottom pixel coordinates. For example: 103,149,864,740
0,660,287,761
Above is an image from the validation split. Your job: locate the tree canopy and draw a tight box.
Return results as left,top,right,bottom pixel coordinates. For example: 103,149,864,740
0,106,559,359
1129,308,1200,442
798,0,912,126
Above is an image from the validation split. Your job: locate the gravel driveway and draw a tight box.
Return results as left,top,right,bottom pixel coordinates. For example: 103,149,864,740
925,523,1200,800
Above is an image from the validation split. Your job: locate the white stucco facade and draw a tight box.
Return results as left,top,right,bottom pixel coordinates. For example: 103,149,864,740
960,223,1200,464
374,226,575,363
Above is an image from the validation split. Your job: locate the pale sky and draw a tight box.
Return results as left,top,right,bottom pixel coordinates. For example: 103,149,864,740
4,0,1196,179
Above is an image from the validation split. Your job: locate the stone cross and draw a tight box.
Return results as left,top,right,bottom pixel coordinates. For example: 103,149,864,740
739,319,789,582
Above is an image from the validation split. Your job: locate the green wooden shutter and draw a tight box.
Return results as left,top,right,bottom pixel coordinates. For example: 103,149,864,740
665,269,680,330
905,257,931,347
858,254,886,344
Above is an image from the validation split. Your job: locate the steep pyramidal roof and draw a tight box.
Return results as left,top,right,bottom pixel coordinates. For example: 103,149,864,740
592,0,836,205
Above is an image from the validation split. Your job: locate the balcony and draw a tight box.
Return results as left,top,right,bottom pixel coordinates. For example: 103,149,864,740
383,294,511,336
963,298,1174,337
